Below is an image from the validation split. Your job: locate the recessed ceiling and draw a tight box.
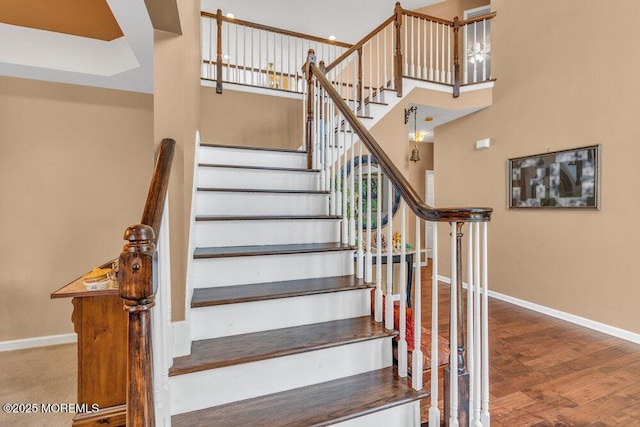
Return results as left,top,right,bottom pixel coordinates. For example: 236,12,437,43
0,0,153,93
0,0,123,41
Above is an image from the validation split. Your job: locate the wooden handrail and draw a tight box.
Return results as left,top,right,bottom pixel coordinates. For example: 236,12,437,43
325,16,394,73
140,138,176,237
201,11,352,48
307,57,491,223
459,12,497,26
119,138,176,427
401,9,455,26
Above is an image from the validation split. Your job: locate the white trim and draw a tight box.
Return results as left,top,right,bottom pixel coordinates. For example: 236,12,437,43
201,79,304,100
0,333,76,352
459,81,494,93
172,320,191,357
437,275,640,345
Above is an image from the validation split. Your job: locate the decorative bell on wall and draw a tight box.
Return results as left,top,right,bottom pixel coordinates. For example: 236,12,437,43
410,145,421,162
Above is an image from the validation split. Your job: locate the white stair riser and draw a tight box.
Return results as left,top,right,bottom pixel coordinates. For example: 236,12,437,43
331,401,421,427
191,290,371,340
199,146,307,169
192,251,354,288
169,337,393,415
195,219,340,247
198,167,319,191
196,191,328,216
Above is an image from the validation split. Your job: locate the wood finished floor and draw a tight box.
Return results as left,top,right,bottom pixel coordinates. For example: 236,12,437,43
1,267,639,426
415,263,640,426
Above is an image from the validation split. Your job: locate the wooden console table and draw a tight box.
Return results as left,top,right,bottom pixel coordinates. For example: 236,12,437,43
52,276,126,426
359,249,425,308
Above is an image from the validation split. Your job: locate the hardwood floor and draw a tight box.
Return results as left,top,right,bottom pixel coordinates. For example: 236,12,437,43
415,264,640,426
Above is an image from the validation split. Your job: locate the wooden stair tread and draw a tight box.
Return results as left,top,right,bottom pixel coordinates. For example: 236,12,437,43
192,275,373,307
170,317,395,376
199,163,320,173
194,242,356,259
195,214,342,221
365,100,388,106
197,187,329,194
171,367,428,426
200,143,305,154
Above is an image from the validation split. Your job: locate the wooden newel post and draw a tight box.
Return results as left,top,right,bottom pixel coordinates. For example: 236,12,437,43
216,9,223,94
305,49,316,170
453,16,461,98
120,224,156,427
394,2,403,97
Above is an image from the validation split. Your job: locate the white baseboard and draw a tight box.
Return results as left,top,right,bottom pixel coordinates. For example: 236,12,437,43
0,333,77,352
172,320,191,358
437,275,640,345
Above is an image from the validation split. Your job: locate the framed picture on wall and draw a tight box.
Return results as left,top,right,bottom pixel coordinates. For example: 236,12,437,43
508,145,601,209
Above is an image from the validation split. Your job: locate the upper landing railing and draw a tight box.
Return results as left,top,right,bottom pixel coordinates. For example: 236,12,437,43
200,4,495,97
201,10,351,94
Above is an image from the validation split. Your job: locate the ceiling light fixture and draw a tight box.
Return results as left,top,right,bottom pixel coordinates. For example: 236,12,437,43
329,35,336,41
468,42,490,64
226,13,235,19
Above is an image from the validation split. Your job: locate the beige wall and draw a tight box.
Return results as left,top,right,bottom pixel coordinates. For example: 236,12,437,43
0,77,153,341
417,0,490,19
434,0,640,333
154,0,201,321
200,88,303,150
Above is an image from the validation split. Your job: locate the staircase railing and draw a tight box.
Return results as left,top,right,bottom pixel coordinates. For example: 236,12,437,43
322,2,495,104
305,49,492,426
201,10,351,94
119,138,176,427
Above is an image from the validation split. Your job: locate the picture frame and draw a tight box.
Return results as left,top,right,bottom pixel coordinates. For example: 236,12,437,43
508,145,601,209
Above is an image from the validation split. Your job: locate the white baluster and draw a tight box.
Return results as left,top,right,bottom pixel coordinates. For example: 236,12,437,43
356,139,363,279
398,203,408,377
280,34,284,89
225,22,230,81
207,18,213,80
353,50,357,113
473,223,482,427
384,25,388,89
376,33,381,99
417,17,421,79
152,200,172,425
365,152,372,284
404,16,408,75
481,222,490,426
349,127,355,246
375,163,383,323
423,19,428,80
441,24,446,83
412,215,423,390
234,24,238,83
467,223,475,422
482,19,488,81
447,25,452,84
385,180,394,331
410,16,415,77
449,222,459,427
368,39,373,108
429,21,434,81
473,23,478,83
366,40,373,101
435,23,440,82
342,110,348,245
429,221,440,426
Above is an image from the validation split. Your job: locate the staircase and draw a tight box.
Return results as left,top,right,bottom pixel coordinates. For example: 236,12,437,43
169,143,428,425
